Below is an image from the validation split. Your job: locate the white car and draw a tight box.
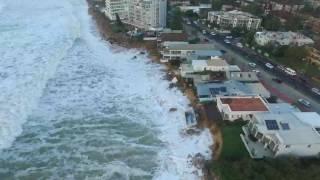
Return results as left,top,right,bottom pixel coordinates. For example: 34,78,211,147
265,63,274,69
312,88,320,96
252,69,260,74
210,32,216,36
248,62,256,68
202,30,207,34
224,39,231,44
284,67,296,76
226,35,233,39
236,42,243,48
298,99,311,108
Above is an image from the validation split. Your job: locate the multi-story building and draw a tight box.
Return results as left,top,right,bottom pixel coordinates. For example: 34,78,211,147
160,43,222,62
307,47,320,67
105,0,129,21
255,31,314,46
207,10,262,30
242,112,320,159
105,0,167,30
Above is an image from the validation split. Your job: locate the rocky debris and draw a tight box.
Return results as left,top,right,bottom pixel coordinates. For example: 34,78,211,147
169,108,177,112
192,153,206,169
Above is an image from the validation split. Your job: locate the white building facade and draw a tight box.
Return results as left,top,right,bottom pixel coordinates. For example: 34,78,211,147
207,10,261,30
105,0,167,30
255,31,315,46
242,112,320,158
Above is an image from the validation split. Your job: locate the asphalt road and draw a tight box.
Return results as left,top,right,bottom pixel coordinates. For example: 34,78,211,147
184,22,320,113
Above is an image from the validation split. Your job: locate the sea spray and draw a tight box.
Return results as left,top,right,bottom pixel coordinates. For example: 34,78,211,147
0,0,213,179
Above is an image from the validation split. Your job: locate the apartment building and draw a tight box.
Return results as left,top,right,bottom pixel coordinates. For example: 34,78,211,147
105,0,167,30
255,31,314,46
242,112,320,159
105,0,129,21
307,47,320,67
207,10,261,30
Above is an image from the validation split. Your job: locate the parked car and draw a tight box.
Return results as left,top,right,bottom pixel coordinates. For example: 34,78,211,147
284,67,296,76
272,78,282,84
202,30,207,34
225,35,233,39
265,63,274,69
210,32,216,36
224,39,231,44
252,69,260,75
204,38,209,42
298,98,311,108
311,88,320,96
248,62,256,68
236,42,243,48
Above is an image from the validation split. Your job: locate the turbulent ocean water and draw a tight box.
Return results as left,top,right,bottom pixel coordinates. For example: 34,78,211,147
0,0,212,179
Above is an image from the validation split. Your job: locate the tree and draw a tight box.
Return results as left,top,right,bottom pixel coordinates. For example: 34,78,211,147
169,8,183,30
241,3,264,16
285,15,303,31
262,15,282,31
115,13,123,27
184,10,198,19
212,0,222,11
284,46,308,62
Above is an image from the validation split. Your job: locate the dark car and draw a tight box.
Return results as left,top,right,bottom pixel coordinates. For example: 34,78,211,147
272,78,282,84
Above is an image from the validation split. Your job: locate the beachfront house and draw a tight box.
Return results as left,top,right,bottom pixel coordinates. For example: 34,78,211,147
216,96,270,121
229,71,259,83
196,81,270,102
241,112,320,159
160,43,222,63
180,57,240,77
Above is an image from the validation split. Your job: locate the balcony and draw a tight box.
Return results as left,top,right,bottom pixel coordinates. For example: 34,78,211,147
240,125,275,159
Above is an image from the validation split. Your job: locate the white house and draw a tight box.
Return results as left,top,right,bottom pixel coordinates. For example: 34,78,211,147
196,81,271,102
255,31,314,47
216,96,270,121
180,57,240,77
242,112,320,159
160,43,222,62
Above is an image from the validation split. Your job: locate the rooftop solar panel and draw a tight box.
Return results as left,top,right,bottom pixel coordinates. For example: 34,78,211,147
265,120,279,130
280,123,290,130
220,87,227,92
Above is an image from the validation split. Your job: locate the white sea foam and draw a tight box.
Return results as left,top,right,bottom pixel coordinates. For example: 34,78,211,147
0,0,213,179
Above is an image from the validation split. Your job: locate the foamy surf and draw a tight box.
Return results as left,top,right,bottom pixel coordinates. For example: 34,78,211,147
0,0,213,179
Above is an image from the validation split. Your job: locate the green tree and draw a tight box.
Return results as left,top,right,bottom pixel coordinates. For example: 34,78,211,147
212,0,222,11
169,8,183,30
285,15,303,31
184,10,198,19
284,46,308,62
241,3,264,16
115,13,123,27
262,15,282,31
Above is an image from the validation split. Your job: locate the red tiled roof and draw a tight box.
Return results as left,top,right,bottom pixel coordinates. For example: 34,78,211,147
220,97,269,112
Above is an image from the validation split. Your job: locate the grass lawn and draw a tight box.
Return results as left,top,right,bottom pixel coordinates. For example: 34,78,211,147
220,121,249,160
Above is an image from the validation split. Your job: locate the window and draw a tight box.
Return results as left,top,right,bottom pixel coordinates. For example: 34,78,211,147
285,145,291,148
